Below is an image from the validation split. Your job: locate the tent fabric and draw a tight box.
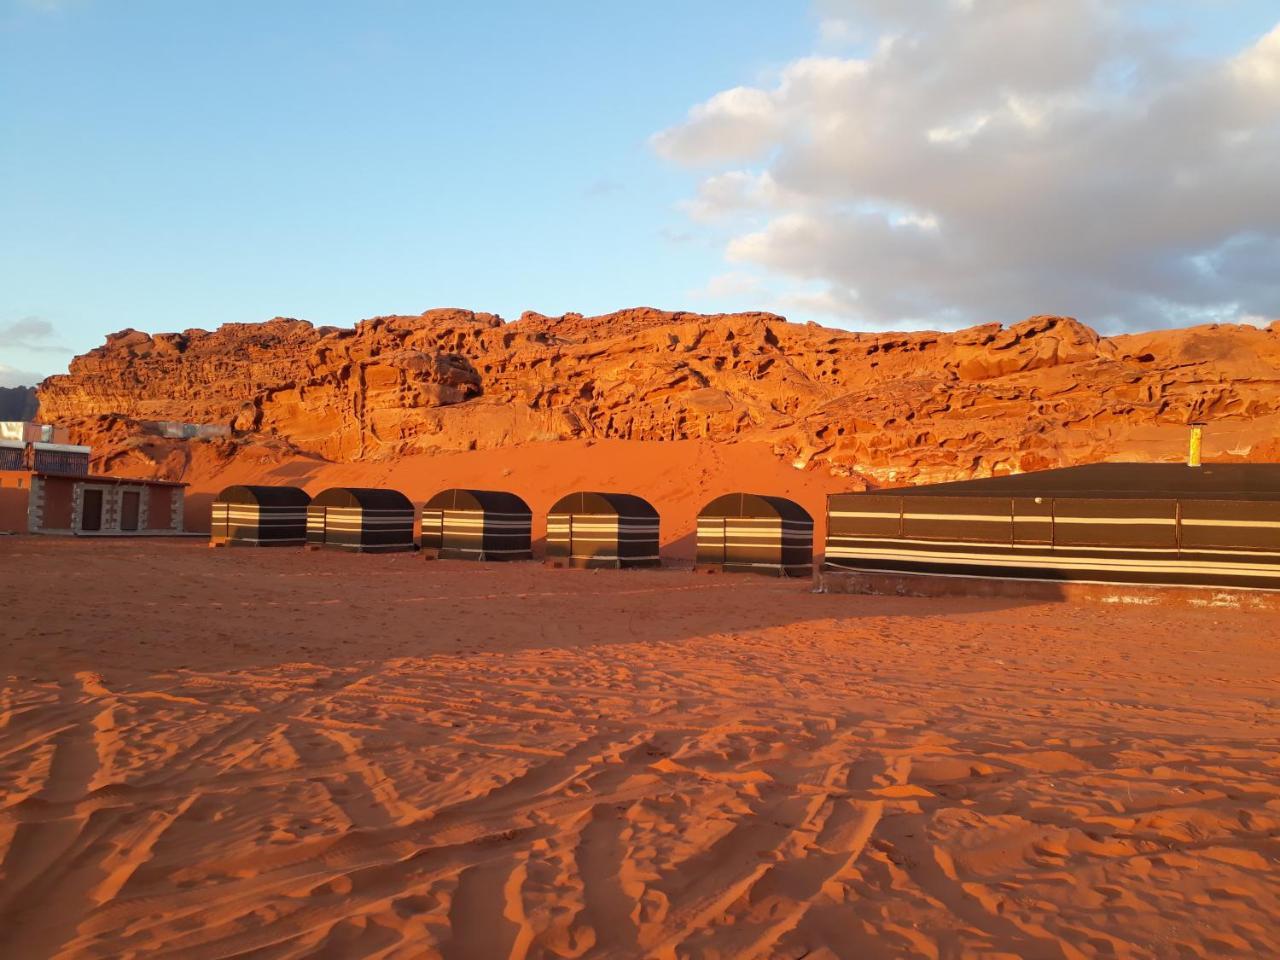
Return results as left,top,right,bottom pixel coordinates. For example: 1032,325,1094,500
424,488,532,515
546,491,660,569
885,462,1280,501
696,493,813,577
310,487,414,511
214,485,312,508
547,491,659,519
825,463,1280,590
306,487,415,553
421,488,533,561
699,492,812,523
211,484,310,546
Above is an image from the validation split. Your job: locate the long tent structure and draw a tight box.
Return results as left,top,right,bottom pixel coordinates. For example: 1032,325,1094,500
546,491,660,569
697,492,813,577
306,487,416,553
824,462,1280,591
211,485,310,546
421,488,533,561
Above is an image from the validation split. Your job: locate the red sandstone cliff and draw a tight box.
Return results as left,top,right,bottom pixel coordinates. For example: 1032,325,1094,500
36,309,1280,485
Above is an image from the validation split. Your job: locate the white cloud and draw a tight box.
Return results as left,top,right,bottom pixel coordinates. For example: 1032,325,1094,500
681,170,789,222
688,271,765,300
651,87,782,165
655,1,1280,331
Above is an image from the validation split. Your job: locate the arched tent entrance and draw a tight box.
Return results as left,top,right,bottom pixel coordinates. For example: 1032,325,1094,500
306,487,415,553
211,485,311,546
697,493,814,576
546,492,660,569
421,488,533,561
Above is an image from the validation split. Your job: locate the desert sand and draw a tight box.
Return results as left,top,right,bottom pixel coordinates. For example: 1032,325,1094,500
1,537,1278,959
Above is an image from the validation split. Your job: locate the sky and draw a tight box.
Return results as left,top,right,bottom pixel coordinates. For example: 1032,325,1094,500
2,0,1279,386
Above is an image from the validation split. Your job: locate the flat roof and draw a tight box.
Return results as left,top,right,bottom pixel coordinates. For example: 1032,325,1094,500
0,469,186,488
31,442,91,454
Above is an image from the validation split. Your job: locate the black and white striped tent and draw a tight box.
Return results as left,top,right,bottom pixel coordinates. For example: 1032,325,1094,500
824,462,1280,591
546,492,660,569
306,487,415,553
697,493,813,576
421,488,533,561
211,484,311,546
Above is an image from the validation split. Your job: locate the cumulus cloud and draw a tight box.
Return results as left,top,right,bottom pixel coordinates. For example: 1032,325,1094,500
654,1,1280,331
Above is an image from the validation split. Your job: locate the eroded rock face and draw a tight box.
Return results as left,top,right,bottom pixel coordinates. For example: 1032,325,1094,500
37,308,1280,485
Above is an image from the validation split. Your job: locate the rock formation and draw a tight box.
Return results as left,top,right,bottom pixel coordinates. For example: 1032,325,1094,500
37,308,1280,485
0,385,38,422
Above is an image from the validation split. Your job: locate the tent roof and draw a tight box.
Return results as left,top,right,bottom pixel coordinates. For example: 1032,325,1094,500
549,491,659,518
699,492,812,522
215,484,312,507
834,462,1280,503
424,488,531,514
310,487,413,510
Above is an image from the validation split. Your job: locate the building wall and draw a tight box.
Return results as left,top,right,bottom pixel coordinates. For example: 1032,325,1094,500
148,486,173,531
77,482,121,532
42,476,75,529
0,472,185,535
0,473,29,533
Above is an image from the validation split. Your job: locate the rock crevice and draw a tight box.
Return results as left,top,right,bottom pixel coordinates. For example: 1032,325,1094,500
36,307,1280,484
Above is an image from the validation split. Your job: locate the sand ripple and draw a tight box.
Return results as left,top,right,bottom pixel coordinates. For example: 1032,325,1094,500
1,539,1278,958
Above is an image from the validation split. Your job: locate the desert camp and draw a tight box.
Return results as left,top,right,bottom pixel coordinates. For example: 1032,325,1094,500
420,487,533,560
211,484,311,546
824,462,1280,591
696,491,814,576
545,491,661,569
8,3,1280,956
305,487,416,553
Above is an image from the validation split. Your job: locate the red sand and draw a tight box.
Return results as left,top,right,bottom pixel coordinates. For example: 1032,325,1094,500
1,538,1278,958
179,439,856,558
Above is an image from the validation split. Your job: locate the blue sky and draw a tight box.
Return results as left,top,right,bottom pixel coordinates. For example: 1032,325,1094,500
2,1,1279,385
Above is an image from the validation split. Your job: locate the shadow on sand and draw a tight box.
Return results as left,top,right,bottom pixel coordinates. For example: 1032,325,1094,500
0,537,1061,680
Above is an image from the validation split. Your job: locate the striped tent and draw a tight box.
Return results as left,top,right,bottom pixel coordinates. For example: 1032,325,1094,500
306,487,415,553
697,493,813,577
211,485,311,546
546,492,660,569
421,488,532,561
824,462,1280,591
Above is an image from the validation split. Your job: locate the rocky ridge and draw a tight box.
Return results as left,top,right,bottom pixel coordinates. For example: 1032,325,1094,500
0,385,38,422
36,308,1280,485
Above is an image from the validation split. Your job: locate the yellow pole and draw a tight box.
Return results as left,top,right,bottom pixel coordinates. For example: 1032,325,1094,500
1188,425,1203,467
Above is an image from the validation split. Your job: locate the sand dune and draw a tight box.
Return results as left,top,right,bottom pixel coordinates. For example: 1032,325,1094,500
176,438,857,558
1,538,1278,958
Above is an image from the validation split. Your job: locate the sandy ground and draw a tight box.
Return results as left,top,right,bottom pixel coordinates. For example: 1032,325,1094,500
1,538,1278,959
